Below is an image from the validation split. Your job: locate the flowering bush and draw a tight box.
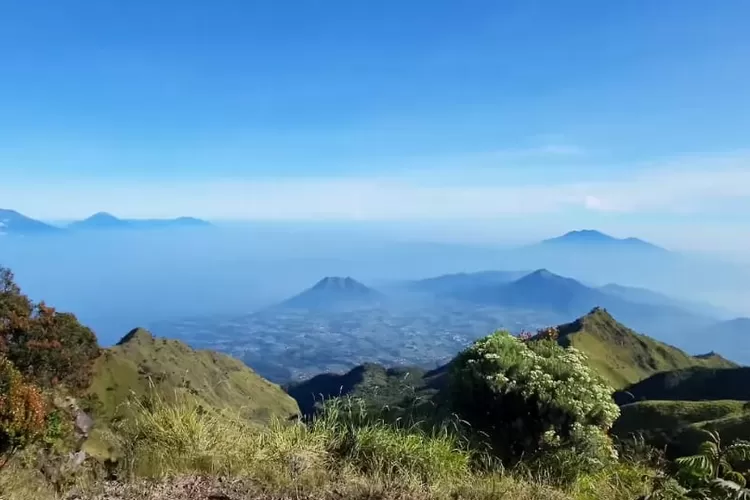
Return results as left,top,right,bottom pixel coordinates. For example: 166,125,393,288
0,356,47,464
449,331,620,463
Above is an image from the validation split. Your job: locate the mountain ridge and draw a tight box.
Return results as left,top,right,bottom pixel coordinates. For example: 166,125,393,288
0,208,212,234
0,208,62,235
69,212,212,230
549,308,736,389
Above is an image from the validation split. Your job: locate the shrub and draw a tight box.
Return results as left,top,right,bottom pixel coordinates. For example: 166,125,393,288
450,331,620,464
0,357,47,465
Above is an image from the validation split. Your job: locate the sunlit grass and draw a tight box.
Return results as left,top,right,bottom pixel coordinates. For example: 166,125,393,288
96,391,657,499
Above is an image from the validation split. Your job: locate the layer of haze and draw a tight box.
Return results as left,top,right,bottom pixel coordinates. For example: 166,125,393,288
1,225,749,346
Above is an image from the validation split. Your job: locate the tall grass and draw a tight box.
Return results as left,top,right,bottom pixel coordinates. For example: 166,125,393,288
105,391,659,500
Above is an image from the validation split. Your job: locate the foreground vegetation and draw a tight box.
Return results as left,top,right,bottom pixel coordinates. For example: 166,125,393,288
2,264,750,499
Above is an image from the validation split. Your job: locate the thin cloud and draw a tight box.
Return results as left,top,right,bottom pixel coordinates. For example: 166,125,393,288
1,151,749,221
579,161,750,213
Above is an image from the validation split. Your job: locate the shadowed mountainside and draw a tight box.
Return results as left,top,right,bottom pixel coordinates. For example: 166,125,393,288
615,366,750,404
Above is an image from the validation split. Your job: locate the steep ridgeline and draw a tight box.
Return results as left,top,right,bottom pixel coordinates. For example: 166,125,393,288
87,328,299,427
550,308,736,390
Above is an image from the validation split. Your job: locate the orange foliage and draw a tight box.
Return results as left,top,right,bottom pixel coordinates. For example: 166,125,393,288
1,266,100,390
0,357,47,458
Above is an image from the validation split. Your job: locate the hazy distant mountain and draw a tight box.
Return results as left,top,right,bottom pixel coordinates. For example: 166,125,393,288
69,213,212,230
69,212,131,230
705,317,750,336
406,270,529,297
418,268,717,346
598,283,731,319
276,277,384,311
498,269,606,312
437,268,610,315
536,229,667,253
686,317,750,365
0,208,61,235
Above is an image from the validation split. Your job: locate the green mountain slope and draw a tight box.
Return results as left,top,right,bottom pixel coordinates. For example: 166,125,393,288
613,400,750,456
87,328,299,426
551,308,736,389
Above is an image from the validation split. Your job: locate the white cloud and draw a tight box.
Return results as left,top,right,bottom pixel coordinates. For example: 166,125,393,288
1,151,750,221
577,158,750,213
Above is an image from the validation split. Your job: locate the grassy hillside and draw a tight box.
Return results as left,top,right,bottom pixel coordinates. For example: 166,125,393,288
85,328,299,456
616,366,750,403
552,308,736,389
614,400,750,456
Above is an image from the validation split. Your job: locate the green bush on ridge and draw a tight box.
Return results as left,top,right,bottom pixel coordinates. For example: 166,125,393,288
450,331,620,467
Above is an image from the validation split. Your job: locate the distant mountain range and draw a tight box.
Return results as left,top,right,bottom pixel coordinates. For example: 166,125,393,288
0,208,211,234
684,317,750,363
535,229,668,254
406,268,723,342
69,212,212,231
269,268,742,361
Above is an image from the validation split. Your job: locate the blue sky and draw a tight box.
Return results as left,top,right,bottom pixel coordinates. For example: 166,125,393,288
1,1,750,253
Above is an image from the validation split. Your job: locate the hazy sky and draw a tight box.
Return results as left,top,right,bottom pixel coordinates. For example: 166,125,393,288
1,1,750,254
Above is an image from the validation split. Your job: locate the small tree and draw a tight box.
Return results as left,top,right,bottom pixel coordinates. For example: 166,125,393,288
0,266,100,390
0,357,47,467
450,331,620,463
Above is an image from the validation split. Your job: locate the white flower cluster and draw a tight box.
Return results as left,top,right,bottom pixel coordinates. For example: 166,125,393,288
459,331,621,429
